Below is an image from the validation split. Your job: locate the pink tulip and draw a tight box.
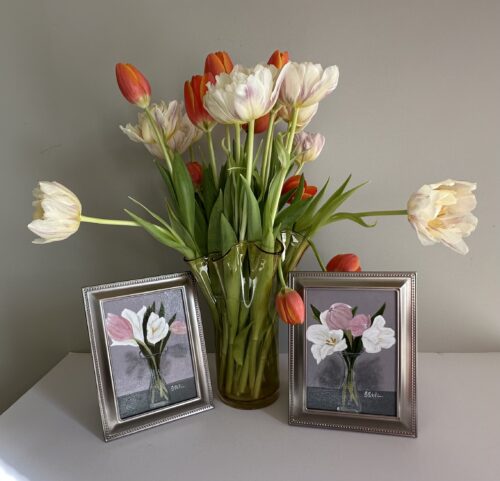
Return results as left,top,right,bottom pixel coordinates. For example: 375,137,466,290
350,314,370,337
170,320,188,335
320,303,353,330
105,313,134,342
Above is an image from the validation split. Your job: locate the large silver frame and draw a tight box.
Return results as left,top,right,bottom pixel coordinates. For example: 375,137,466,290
83,272,214,442
289,272,417,437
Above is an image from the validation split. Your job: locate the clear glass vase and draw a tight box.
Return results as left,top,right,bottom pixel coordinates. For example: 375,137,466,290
338,353,362,413
142,353,169,410
188,241,284,409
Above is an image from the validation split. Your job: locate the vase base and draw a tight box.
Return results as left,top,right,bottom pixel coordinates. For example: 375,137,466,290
217,390,279,410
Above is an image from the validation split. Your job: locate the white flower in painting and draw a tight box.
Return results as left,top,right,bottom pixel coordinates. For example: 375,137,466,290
28,181,82,244
117,306,148,345
361,316,396,354
146,312,169,344
306,324,347,364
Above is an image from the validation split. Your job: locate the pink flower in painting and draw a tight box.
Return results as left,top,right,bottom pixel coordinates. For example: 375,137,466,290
349,314,370,337
105,313,134,342
320,303,353,330
170,320,187,335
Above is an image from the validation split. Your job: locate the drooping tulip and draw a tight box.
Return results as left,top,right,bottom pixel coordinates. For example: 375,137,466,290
203,64,289,124
293,131,325,165
268,50,289,69
281,175,318,203
28,182,82,244
115,63,151,108
275,288,305,325
280,62,339,108
184,74,216,130
204,51,234,77
407,179,478,255
326,253,362,272
186,161,203,187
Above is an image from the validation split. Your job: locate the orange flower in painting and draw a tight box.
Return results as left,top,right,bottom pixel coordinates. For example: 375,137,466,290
115,63,151,108
204,51,234,77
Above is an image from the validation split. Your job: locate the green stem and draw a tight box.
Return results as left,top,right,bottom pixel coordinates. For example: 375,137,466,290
277,259,287,288
239,119,255,241
234,124,241,164
354,209,408,217
80,215,139,227
308,238,326,272
144,108,173,174
206,131,218,189
285,108,300,156
261,111,277,190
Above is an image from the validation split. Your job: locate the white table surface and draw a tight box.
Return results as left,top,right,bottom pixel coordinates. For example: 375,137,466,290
1,353,499,481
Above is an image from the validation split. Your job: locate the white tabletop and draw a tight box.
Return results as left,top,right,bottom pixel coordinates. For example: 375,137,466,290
1,352,499,481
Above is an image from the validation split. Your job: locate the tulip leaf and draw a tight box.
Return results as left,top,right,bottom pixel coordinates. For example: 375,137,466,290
232,324,252,366
329,212,377,228
171,154,195,237
275,196,313,231
220,213,237,255
223,177,234,223
351,306,358,316
262,169,287,247
310,304,322,323
290,175,306,206
200,166,217,217
278,189,295,210
159,303,165,318
371,303,386,323
155,160,179,211
294,179,330,231
239,175,262,242
165,202,200,256
208,192,224,254
194,203,208,255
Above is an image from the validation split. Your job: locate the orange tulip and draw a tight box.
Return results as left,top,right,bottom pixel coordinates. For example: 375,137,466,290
276,288,305,325
186,161,203,187
184,74,216,130
268,50,289,69
243,113,270,134
204,51,234,77
115,63,151,108
326,254,362,272
281,175,318,204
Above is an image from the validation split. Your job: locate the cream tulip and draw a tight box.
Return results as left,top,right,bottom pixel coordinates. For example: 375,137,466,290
279,103,319,131
280,62,339,108
293,131,325,165
203,64,288,124
28,181,82,244
407,179,478,255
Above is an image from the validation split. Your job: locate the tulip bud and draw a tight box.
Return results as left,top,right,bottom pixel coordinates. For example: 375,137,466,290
293,132,325,165
281,175,318,204
186,161,203,187
184,74,216,130
326,254,362,272
276,288,305,325
243,113,270,134
204,51,234,77
268,50,289,69
115,63,151,108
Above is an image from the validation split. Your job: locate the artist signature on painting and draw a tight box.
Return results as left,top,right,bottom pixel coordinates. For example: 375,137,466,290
364,390,383,399
170,383,185,392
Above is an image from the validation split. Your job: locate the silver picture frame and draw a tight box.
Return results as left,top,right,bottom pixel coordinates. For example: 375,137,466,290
288,271,417,437
83,272,214,442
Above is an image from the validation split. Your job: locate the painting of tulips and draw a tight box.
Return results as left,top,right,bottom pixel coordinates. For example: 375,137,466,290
103,287,196,419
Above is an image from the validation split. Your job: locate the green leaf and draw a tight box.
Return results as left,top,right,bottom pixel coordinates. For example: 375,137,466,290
200,165,217,217
128,197,171,230
155,160,179,211
278,189,295,210
294,179,329,231
159,303,165,318
208,192,224,253
223,177,234,223
329,212,377,228
171,154,195,237
239,175,262,242
310,304,322,322
351,306,358,316
232,324,252,366
275,195,313,230
220,213,237,254
194,203,208,254
371,303,386,323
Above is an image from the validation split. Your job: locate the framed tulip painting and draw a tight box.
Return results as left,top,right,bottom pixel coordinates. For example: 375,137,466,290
288,271,417,437
83,272,213,441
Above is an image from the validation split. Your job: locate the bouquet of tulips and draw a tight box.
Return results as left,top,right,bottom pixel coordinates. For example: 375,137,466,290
28,49,478,409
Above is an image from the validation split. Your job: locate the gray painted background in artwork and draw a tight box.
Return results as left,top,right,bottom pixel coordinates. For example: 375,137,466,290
306,288,397,393
102,288,194,397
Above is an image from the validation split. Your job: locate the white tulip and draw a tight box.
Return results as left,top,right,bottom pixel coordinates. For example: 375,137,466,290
361,316,396,354
28,181,81,244
119,307,148,344
279,103,319,131
293,131,325,165
280,62,339,108
407,179,478,255
120,100,201,157
203,64,288,124
306,324,347,364
146,312,169,344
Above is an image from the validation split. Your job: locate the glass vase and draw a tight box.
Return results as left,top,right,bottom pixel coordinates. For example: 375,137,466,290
188,241,283,409
338,353,362,413
142,352,169,410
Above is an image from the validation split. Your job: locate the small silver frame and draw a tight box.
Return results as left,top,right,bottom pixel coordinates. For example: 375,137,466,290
83,272,213,442
289,271,417,437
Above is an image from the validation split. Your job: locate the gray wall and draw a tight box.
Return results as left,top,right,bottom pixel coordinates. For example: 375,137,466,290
1,0,499,412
